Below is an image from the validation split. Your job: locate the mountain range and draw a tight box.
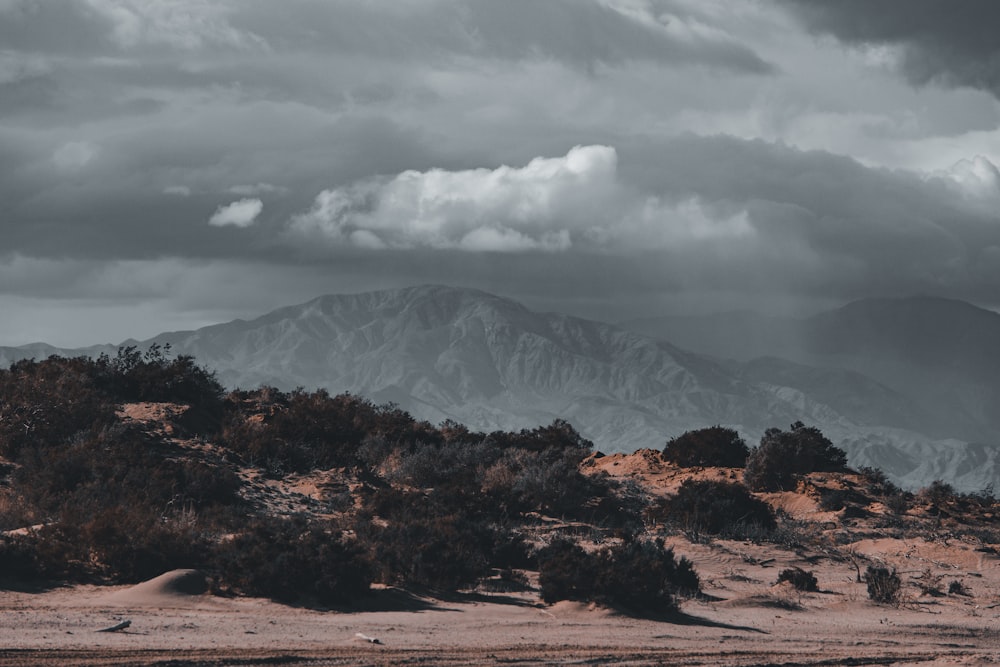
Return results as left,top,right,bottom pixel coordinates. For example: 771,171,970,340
3,286,999,492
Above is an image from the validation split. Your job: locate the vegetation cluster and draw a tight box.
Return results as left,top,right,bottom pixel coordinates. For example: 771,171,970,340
0,352,648,607
0,351,996,613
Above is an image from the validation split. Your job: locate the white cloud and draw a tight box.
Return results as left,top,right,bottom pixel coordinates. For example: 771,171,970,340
292,145,618,251
290,145,757,253
942,156,1000,199
164,185,192,196
209,198,262,227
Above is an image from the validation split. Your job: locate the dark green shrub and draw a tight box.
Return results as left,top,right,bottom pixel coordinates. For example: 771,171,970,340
744,422,848,492
776,567,818,592
948,580,971,596
96,345,225,424
596,537,700,609
663,426,749,468
388,439,497,489
818,489,846,511
884,492,911,515
16,424,240,517
73,508,208,583
857,466,902,497
362,514,496,592
481,447,613,520
221,389,438,474
0,357,116,460
0,535,43,585
537,538,596,603
483,420,593,464
538,536,699,612
651,479,775,535
212,517,372,605
864,565,901,604
920,480,957,507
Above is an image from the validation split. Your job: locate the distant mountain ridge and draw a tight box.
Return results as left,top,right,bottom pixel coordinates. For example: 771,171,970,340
3,286,999,491
623,295,1000,443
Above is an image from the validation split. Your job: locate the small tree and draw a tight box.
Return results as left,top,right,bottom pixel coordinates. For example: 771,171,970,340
663,426,749,468
744,422,848,492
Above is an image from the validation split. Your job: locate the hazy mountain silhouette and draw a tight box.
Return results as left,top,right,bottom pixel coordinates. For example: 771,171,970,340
624,296,1000,443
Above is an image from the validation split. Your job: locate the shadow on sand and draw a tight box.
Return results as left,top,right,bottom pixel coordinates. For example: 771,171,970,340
334,586,459,613
659,610,768,634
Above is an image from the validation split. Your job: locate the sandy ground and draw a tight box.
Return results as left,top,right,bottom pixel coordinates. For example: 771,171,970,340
4,445,1000,666
3,547,1000,667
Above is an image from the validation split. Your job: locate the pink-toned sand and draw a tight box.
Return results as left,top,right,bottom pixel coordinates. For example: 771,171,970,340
4,449,1000,665
3,546,1000,666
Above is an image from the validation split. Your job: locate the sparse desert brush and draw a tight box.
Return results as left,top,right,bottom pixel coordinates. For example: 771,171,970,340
948,580,971,597
648,478,775,536
857,466,903,498
919,480,958,509
914,568,943,596
662,426,749,468
776,567,818,592
884,492,911,515
864,565,901,605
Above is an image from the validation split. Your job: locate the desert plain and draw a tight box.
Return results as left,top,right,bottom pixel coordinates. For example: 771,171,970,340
3,449,1000,667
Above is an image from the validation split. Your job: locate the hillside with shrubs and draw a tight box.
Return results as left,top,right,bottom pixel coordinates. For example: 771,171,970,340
1,350,999,614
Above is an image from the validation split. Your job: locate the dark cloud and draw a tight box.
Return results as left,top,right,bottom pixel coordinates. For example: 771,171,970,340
233,0,774,73
780,0,1000,97
0,0,997,345
278,135,1000,313
618,134,997,301
0,2,114,55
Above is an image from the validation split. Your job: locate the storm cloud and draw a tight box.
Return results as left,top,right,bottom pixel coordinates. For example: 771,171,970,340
781,0,1000,98
1,0,999,346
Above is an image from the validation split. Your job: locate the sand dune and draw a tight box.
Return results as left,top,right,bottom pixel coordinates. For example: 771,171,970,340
100,569,208,607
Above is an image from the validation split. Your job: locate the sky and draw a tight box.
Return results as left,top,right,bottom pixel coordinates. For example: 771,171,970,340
3,0,1000,346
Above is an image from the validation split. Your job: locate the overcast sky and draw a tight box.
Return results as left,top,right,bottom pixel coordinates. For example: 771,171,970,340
3,0,1000,346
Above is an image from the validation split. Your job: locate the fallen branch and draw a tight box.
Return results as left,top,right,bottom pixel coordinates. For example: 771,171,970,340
97,620,132,633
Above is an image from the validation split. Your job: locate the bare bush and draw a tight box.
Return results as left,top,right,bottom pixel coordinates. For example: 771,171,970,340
864,565,901,605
